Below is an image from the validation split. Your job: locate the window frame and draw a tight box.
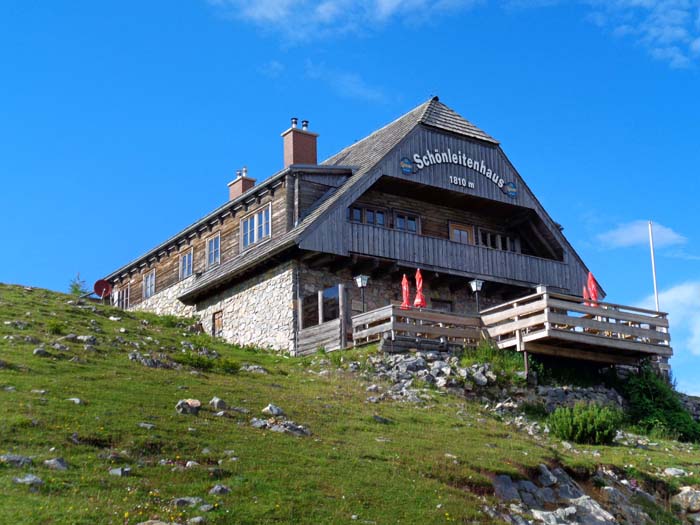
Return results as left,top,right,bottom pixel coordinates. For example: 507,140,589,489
143,269,156,299
240,203,272,251
206,232,221,269
115,283,130,309
449,221,475,245
179,247,194,280
393,209,420,234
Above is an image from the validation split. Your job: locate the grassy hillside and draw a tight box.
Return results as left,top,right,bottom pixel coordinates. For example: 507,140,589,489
0,284,697,524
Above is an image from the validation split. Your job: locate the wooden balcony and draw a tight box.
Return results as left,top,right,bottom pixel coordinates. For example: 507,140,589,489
480,291,672,365
351,304,482,352
348,223,577,292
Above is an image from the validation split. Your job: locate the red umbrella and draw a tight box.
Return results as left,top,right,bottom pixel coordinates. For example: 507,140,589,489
583,285,590,307
587,272,599,307
400,274,411,310
413,268,426,308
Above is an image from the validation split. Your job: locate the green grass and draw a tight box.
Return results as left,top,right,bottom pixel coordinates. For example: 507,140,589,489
0,283,697,524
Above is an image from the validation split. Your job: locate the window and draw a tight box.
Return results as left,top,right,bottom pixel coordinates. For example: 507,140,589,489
395,212,419,233
212,311,223,338
450,223,474,245
207,234,220,268
431,299,453,312
179,249,193,280
241,204,271,249
143,270,155,299
115,284,130,309
347,206,386,226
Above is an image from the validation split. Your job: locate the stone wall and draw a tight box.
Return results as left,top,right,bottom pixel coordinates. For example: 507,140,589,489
130,276,196,318
195,262,296,352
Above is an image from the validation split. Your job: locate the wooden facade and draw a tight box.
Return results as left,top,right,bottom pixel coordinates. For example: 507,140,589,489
103,97,670,363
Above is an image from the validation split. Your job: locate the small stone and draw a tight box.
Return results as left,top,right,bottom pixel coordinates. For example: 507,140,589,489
664,467,687,477
472,371,488,386
31,389,47,395
188,518,206,525
209,396,227,410
1,454,33,467
4,385,16,392
366,384,380,392
119,327,128,333
108,316,121,321
176,399,201,415
66,398,85,405
109,466,131,477
185,460,199,468
33,347,50,357
44,457,68,470
209,484,231,495
76,335,97,345
199,504,215,512
138,422,155,430
250,418,268,429
372,415,393,425
13,474,43,487
173,496,203,508
262,403,284,417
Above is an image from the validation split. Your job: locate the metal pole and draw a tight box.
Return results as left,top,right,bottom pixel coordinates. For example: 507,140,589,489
361,287,366,313
648,221,660,311
475,291,480,312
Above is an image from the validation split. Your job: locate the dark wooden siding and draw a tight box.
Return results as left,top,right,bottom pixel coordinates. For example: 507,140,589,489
114,181,291,307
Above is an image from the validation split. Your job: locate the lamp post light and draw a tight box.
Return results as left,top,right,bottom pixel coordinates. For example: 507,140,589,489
354,274,370,313
469,279,484,312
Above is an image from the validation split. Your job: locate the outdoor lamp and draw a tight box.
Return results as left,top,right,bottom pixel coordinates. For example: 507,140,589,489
354,274,370,313
469,279,484,312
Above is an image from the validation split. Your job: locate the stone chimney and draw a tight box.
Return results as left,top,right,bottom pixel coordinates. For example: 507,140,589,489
281,117,318,168
227,166,256,201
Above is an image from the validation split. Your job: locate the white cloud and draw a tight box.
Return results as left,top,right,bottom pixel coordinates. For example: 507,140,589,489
208,0,480,41
597,220,686,248
304,60,386,102
639,281,700,357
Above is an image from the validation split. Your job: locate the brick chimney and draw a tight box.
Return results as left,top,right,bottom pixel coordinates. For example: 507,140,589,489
281,117,318,168
227,167,256,201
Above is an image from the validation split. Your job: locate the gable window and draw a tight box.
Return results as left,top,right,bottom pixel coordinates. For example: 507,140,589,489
347,206,386,226
241,204,271,249
450,222,474,245
143,270,156,299
395,212,419,233
179,249,193,280
349,206,362,222
206,233,220,268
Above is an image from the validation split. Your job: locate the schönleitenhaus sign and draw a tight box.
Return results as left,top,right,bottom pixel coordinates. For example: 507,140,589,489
400,148,517,198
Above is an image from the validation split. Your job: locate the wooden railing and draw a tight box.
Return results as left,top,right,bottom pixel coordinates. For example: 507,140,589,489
297,318,344,355
480,291,672,358
351,305,482,347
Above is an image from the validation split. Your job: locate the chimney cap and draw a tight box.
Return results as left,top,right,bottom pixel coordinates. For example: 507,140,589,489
291,117,298,128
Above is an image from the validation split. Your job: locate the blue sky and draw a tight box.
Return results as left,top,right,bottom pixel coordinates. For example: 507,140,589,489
1,1,698,393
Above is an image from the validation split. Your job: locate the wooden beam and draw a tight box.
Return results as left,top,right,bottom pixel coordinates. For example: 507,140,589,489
524,342,640,366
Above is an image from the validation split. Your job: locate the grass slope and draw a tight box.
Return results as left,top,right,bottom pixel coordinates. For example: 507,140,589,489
0,284,697,524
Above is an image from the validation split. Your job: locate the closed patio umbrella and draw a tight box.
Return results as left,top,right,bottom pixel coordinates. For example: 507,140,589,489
413,268,426,308
400,274,411,310
587,272,599,306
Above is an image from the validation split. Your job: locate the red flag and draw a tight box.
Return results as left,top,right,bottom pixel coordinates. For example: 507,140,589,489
583,285,590,307
587,272,599,307
413,268,426,308
400,274,411,310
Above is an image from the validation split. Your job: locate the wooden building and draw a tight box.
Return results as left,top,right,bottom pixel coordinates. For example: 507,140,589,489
104,98,671,365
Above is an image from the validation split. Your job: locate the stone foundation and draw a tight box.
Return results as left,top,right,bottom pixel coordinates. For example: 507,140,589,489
195,262,296,352
130,277,196,318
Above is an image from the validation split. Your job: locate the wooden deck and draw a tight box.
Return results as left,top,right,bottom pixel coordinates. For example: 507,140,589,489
480,291,672,365
351,305,482,350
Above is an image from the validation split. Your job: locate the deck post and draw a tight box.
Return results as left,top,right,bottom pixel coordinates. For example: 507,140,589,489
524,350,530,378
318,290,324,326
339,284,347,349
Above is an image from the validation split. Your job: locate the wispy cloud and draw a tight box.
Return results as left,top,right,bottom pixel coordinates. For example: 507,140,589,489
257,60,286,78
639,281,700,358
208,0,481,41
304,60,386,102
597,220,686,249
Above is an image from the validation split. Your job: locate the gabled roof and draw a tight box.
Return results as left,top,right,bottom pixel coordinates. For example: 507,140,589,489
178,97,576,303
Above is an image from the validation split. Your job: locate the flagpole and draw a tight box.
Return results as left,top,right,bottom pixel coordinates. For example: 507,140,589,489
648,220,660,311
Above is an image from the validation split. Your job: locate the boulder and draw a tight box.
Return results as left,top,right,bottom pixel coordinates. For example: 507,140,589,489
664,467,687,477
672,487,700,513
209,484,231,495
0,454,32,467
209,397,227,410
173,496,203,508
13,474,43,487
493,475,521,502
33,348,50,357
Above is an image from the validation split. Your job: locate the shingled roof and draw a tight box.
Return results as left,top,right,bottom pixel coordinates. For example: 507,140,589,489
178,97,499,302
